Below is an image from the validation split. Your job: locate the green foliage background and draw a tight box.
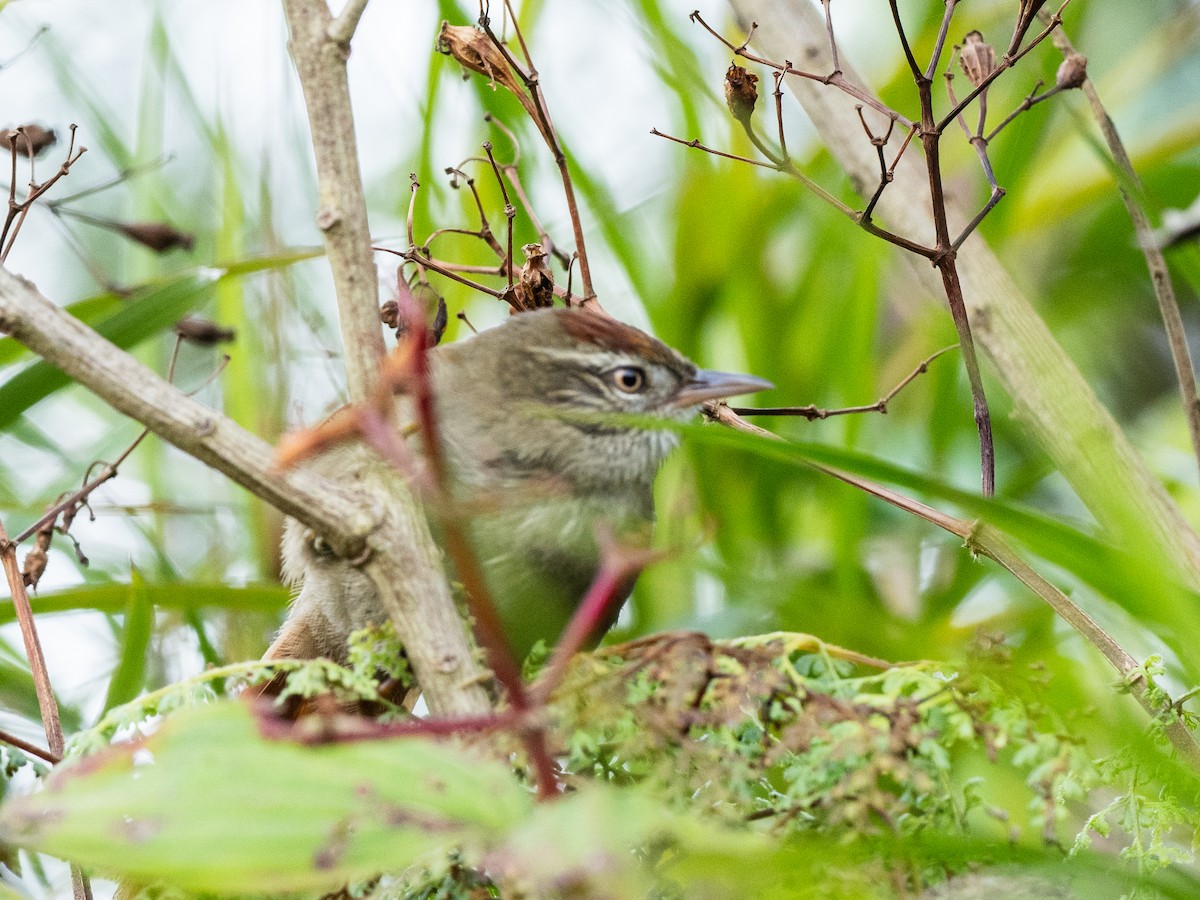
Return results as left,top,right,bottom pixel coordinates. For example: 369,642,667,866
1,0,1200,896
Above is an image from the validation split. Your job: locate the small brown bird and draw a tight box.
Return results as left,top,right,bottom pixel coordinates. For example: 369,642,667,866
268,308,770,664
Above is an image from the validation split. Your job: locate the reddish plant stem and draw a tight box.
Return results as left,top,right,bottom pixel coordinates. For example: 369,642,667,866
0,520,65,757
0,726,59,764
532,553,641,705
393,289,560,800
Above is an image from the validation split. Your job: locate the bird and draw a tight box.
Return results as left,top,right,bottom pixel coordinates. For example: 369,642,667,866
267,307,771,666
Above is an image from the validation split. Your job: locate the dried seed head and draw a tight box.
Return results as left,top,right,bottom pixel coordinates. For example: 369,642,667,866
1,124,56,157
118,222,195,253
380,299,400,330
175,317,236,345
435,22,547,143
436,22,524,97
959,32,996,87
724,64,759,126
1055,52,1088,90
513,243,554,311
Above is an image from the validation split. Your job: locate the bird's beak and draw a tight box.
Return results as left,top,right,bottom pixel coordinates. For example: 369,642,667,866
673,369,773,407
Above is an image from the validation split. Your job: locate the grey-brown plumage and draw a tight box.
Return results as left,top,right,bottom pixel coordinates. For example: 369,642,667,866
269,308,770,663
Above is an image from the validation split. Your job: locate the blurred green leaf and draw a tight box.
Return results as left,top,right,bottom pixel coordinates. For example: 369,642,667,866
0,701,532,894
99,567,155,715
0,250,321,429
0,656,81,735
0,582,289,627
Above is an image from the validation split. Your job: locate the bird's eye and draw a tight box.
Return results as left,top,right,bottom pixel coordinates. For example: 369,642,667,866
610,366,646,393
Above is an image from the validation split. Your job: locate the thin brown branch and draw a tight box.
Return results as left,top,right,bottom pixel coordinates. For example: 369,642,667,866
888,0,922,80
477,5,596,307
1046,24,1200,482
445,163,505,258
733,345,957,419
985,81,1061,143
917,65,996,495
482,141,516,289
651,127,935,258
1,124,86,262
281,0,384,404
0,727,59,765
377,245,506,300
924,0,959,82
689,10,914,129
705,404,1200,769
937,0,1074,134
0,519,67,758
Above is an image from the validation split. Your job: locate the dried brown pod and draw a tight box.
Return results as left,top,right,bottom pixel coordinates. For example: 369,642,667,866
512,243,554,311
20,525,52,590
959,32,996,87
1,124,57,158
1055,52,1088,90
174,316,235,345
435,22,547,144
724,64,759,126
380,299,400,330
436,22,524,97
117,221,195,253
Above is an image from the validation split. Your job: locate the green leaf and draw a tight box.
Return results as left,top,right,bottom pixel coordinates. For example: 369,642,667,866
0,249,322,430
0,655,81,734
0,701,532,894
99,567,155,714
0,582,289,627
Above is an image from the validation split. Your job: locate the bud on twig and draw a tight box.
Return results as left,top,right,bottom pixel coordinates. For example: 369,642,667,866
1055,53,1088,90
1,124,56,158
724,64,759,126
959,32,996,87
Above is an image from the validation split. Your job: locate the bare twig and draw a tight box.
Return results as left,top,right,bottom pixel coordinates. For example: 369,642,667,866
0,520,65,756
705,404,1200,769
482,141,516,290
475,3,597,307
733,345,957,419
1046,22,1200,483
689,10,913,129
327,0,370,45
0,267,489,718
1,124,86,262
650,128,936,259
0,726,59,765
281,0,384,404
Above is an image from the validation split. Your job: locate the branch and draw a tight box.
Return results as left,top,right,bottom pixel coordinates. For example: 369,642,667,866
0,517,91,899
0,267,489,718
726,0,1200,586
1045,24,1200,484
706,404,1200,770
327,0,370,45
733,345,956,419
281,0,384,405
